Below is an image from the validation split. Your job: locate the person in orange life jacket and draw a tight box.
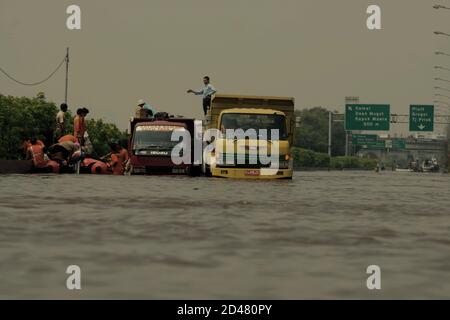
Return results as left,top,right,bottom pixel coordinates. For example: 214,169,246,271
82,158,108,174
116,142,129,164
58,134,77,143
108,142,125,175
26,138,48,168
74,107,89,145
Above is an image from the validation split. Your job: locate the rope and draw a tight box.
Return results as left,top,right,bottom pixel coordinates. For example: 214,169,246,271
0,54,67,86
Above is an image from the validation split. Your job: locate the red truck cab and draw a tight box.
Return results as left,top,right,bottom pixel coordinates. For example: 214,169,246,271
128,117,199,175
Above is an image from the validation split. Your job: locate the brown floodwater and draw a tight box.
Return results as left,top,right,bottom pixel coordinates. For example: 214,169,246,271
0,171,450,299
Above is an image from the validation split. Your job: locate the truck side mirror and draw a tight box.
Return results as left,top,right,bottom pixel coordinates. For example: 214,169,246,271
295,116,302,128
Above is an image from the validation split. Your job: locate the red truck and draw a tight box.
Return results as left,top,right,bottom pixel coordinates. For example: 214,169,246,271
128,116,201,175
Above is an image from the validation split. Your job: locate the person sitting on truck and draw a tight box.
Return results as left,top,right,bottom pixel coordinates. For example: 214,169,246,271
187,76,217,116
135,99,156,119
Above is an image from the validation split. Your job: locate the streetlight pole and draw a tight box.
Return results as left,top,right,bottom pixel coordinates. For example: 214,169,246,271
436,93,450,99
435,86,450,93
436,77,450,83
434,31,450,37
436,51,450,57
435,66,450,72
434,100,450,106
433,4,450,10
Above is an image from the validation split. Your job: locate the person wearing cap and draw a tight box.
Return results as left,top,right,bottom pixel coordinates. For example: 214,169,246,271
135,99,156,119
73,107,89,145
187,76,217,115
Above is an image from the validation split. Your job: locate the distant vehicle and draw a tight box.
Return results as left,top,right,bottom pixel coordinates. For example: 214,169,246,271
421,158,440,173
128,116,200,175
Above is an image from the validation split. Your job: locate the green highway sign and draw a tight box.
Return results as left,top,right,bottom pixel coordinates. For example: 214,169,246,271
392,138,406,150
409,105,434,132
361,140,386,149
386,138,406,150
352,134,379,146
345,104,390,131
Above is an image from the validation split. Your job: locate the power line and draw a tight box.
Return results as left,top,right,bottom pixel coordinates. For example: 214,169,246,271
0,54,67,86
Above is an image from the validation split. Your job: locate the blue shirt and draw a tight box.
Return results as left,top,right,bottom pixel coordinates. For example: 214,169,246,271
194,84,217,99
143,103,156,117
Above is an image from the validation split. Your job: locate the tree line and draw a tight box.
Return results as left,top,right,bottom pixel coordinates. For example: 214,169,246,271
294,106,346,156
0,93,126,159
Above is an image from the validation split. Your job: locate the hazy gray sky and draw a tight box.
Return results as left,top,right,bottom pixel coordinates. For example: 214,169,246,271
1,0,449,134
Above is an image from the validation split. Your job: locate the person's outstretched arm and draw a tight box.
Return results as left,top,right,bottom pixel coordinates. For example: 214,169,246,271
187,88,203,95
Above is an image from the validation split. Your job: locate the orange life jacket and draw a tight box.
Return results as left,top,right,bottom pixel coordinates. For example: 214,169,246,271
92,161,108,174
29,145,48,168
58,134,77,143
83,158,108,174
73,115,86,141
110,153,124,175
47,160,60,173
119,148,129,163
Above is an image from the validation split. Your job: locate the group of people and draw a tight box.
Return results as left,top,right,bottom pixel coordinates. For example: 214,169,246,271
55,103,89,144
24,103,129,175
23,75,216,173
23,135,81,173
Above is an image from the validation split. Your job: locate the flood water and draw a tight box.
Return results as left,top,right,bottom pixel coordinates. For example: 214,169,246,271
1,171,450,299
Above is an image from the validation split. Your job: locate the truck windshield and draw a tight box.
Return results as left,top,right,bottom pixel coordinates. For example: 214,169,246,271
220,113,288,140
133,125,185,149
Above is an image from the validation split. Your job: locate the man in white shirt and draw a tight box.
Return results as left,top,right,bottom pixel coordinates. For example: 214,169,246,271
187,76,217,115
55,103,68,140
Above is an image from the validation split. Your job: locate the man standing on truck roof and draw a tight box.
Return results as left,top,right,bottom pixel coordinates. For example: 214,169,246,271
187,76,217,116
135,99,156,119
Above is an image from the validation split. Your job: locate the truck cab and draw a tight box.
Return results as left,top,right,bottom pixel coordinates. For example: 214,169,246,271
204,94,295,179
128,117,199,175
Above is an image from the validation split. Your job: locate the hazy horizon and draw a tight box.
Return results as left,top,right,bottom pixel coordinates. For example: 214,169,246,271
1,0,449,135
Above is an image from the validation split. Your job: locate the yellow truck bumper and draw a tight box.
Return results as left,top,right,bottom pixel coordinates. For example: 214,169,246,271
211,167,293,179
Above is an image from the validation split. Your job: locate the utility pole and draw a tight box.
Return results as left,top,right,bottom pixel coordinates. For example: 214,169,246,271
328,111,332,157
65,47,69,104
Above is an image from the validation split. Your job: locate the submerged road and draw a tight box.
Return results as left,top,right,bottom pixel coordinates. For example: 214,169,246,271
0,171,450,299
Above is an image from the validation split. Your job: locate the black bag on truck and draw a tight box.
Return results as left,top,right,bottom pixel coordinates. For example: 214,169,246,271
154,112,169,119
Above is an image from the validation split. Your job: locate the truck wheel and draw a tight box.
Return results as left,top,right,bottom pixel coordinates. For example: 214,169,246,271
203,163,212,177
189,165,201,177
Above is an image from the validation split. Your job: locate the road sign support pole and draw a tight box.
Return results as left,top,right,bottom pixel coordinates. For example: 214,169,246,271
345,131,349,156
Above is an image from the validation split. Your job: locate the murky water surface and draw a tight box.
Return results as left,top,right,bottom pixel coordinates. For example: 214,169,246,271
1,171,450,299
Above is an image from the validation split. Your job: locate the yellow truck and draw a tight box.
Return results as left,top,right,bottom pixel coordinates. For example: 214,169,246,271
203,94,296,179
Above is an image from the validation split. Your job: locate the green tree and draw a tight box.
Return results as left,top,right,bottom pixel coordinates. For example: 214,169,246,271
85,119,127,157
0,93,126,159
294,107,346,156
0,93,58,159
